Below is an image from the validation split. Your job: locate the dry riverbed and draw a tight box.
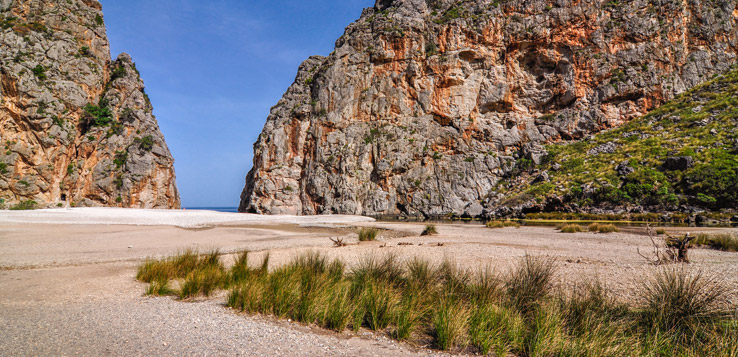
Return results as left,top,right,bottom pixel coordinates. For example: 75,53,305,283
1,208,737,356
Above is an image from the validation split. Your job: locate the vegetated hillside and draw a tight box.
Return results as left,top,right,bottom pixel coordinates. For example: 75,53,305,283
0,0,180,209
240,0,738,218
492,65,738,219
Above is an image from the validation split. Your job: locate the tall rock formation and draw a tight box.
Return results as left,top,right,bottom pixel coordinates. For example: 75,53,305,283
0,0,180,209
241,0,737,217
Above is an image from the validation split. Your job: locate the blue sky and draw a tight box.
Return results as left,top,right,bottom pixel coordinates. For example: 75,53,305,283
99,0,374,207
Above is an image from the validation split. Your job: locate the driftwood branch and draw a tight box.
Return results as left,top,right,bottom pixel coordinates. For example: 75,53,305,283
329,237,346,247
638,224,693,265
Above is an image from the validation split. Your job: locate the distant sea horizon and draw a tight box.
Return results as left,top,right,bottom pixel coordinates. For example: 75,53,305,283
184,207,239,213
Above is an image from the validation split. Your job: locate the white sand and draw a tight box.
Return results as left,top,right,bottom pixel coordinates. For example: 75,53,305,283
0,207,374,228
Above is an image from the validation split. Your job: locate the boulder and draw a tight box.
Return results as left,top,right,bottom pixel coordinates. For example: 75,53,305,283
663,156,695,171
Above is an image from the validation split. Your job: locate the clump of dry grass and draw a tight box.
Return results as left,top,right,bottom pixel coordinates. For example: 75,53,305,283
588,223,620,233
486,220,521,229
693,233,738,252
506,255,557,314
179,264,226,299
559,224,584,233
421,224,438,236
357,227,379,241
136,249,197,284
639,267,731,333
145,278,174,296
433,294,470,350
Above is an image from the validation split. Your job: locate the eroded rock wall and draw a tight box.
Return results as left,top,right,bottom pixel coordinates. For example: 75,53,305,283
242,0,737,217
0,0,179,208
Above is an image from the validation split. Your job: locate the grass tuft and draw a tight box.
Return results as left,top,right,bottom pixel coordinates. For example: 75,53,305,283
694,233,738,252
324,282,355,331
394,288,427,340
559,224,584,233
589,223,620,233
179,264,226,299
433,294,469,350
639,267,731,334
357,227,379,241
506,255,556,314
145,278,174,296
363,280,399,330
486,220,521,228
421,224,438,236
469,303,524,355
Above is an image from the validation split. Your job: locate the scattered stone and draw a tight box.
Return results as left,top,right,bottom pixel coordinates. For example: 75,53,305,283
587,142,618,156
523,143,549,165
532,171,550,184
615,161,635,176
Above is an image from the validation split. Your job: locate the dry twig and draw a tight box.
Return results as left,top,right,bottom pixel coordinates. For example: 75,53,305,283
329,237,346,247
638,224,694,264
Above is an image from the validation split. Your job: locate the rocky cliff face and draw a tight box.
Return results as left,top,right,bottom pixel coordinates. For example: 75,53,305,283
241,0,737,218
0,0,179,209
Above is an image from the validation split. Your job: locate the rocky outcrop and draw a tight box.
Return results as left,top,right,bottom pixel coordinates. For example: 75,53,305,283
241,0,737,217
488,66,738,216
0,0,179,208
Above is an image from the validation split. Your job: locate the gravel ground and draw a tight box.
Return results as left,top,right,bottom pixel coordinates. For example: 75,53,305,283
0,260,454,357
0,298,445,357
1,210,737,356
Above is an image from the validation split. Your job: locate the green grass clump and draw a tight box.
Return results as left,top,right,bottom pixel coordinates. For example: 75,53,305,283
137,249,227,298
656,228,667,235
469,303,525,355
357,227,379,241
433,295,469,350
505,255,556,314
394,288,427,340
693,233,738,252
179,264,226,299
141,249,738,355
597,224,620,233
486,220,521,228
324,282,355,332
639,267,730,334
559,224,584,233
588,223,620,233
362,280,399,330
145,278,174,296
420,224,438,236
9,200,37,210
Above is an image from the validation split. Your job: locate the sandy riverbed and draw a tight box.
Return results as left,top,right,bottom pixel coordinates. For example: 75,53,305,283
1,208,737,356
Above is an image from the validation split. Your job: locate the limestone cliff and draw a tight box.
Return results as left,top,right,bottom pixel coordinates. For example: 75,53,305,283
241,0,737,217
0,0,179,209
